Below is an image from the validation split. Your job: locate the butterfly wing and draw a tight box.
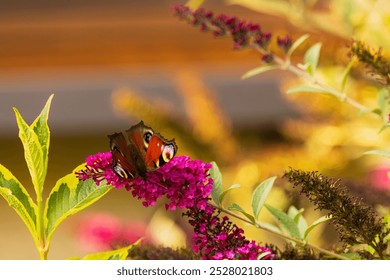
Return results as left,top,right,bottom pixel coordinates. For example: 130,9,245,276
145,133,177,171
123,121,153,177
108,132,137,178
109,121,177,178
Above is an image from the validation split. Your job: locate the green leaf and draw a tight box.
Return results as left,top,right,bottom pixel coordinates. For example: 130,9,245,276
219,183,240,205
377,88,389,119
44,170,112,243
228,203,256,224
241,65,281,80
358,107,376,116
264,204,302,240
297,63,310,71
78,243,137,260
363,150,390,158
31,94,53,177
286,85,329,95
287,206,303,222
371,108,383,117
340,58,355,92
287,206,308,238
286,34,310,59
304,215,332,239
258,221,282,233
0,164,38,244
13,108,45,197
209,162,223,206
251,176,276,220
377,88,389,114
304,42,322,76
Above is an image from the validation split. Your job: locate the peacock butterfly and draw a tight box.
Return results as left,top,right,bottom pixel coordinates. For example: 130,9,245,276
108,121,177,179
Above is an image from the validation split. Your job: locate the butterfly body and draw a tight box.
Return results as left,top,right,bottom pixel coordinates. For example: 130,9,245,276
108,121,177,179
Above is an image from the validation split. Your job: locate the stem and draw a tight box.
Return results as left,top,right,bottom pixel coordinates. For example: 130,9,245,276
203,16,368,113
178,6,370,114
210,202,351,260
37,195,48,260
252,44,369,112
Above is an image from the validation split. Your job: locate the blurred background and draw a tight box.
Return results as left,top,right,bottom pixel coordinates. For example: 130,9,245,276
1,0,390,259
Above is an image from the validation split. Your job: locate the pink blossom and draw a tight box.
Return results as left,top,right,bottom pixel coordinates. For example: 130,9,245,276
369,164,390,190
172,4,272,50
76,213,148,252
76,152,274,259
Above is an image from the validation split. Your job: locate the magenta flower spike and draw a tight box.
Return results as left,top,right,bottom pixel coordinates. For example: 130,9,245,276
76,151,274,260
172,4,272,50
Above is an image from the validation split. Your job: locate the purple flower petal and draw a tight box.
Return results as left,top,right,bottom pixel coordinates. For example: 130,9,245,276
76,151,274,259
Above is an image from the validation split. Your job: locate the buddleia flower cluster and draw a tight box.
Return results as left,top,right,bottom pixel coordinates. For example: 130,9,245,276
284,168,389,259
76,152,274,260
350,40,390,85
172,4,292,62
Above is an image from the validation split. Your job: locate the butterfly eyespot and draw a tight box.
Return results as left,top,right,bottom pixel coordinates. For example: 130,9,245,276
109,121,177,178
162,144,175,162
143,130,153,149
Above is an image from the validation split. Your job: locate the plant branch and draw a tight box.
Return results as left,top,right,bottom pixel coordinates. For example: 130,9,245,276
36,194,47,260
173,5,369,114
251,44,368,112
209,202,351,260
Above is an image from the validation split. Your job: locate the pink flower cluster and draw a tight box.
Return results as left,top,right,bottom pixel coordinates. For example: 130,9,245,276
75,152,128,187
173,4,293,62
173,4,272,50
368,164,390,191
76,152,213,209
76,152,274,259
76,213,148,252
276,35,293,53
187,204,274,260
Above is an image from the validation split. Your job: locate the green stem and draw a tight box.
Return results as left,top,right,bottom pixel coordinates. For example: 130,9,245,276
251,44,368,112
210,202,351,260
37,195,47,260
186,9,369,114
